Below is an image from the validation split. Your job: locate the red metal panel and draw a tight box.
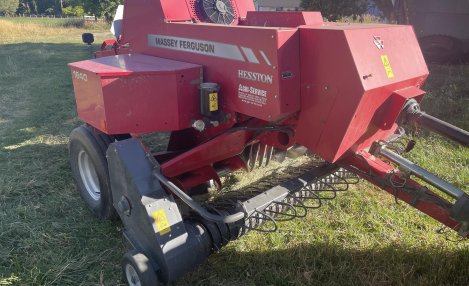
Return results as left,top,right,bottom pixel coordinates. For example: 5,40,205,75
69,71,107,131
161,129,252,178
137,23,300,121
160,0,192,21
296,24,429,162
245,11,323,27
231,0,255,18
69,54,202,134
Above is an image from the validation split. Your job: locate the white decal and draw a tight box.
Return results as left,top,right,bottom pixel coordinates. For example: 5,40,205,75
238,84,268,107
259,50,272,66
148,34,245,62
72,70,88,82
238,69,273,84
241,47,260,64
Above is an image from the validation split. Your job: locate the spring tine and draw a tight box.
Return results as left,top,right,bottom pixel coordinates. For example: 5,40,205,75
208,163,355,235
329,173,349,191
258,144,267,168
248,144,260,171
244,210,278,233
294,189,322,209
265,145,274,167
263,201,298,221
295,188,321,201
285,194,308,217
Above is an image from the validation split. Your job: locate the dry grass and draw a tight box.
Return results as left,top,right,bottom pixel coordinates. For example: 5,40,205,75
0,18,110,44
0,19,76,43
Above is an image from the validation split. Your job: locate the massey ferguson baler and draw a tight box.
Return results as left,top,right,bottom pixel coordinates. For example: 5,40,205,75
67,1,469,285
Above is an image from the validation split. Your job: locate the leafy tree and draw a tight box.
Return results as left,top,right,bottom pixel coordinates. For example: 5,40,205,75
73,5,83,16
83,0,122,21
0,0,19,15
300,0,368,21
62,5,73,15
62,4,84,16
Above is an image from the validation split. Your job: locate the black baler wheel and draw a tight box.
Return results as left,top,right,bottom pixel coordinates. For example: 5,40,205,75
122,251,159,286
69,124,116,220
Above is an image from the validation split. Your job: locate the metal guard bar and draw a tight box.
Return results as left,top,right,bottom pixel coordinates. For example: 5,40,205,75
153,169,246,224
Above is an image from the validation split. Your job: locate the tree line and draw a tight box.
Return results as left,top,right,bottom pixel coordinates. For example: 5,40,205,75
0,0,122,20
0,0,411,23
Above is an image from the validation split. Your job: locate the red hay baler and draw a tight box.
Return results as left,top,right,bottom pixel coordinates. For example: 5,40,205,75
67,1,469,285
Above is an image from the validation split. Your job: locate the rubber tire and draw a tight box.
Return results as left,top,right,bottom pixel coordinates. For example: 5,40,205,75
69,125,116,220
122,250,159,286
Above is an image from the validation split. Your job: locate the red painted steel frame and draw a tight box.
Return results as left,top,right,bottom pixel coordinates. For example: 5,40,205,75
69,54,202,134
69,0,431,191
342,151,465,235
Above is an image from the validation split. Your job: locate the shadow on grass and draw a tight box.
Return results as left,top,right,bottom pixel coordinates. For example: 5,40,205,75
180,241,469,286
0,143,124,286
0,42,124,285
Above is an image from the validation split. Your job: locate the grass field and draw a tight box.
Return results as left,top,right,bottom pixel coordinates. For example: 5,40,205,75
0,18,468,286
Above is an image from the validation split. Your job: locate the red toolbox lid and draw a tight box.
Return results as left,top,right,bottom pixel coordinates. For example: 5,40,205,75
68,53,201,77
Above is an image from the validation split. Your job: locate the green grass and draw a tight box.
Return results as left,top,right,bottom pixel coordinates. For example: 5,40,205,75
0,18,468,286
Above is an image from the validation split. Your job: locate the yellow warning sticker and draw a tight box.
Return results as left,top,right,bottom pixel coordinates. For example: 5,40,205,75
381,55,395,79
209,92,218,112
152,209,171,235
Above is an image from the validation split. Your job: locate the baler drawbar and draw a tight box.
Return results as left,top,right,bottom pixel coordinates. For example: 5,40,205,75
67,1,469,285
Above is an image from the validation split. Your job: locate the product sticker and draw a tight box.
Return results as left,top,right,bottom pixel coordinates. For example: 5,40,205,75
209,93,218,111
238,84,268,107
152,209,171,235
381,55,395,78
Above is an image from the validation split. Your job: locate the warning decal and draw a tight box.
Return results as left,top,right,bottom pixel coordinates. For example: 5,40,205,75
209,93,218,111
381,55,395,79
152,209,171,235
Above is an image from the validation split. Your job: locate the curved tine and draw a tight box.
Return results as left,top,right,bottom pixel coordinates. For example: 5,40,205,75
263,201,298,221
295,190,322,202
338,168,360,184
317,180,338,192
285,195,308,217
330,172,351,190
312,181,337,200
245,210,278,233
345,172,360,184
298,190,323,209
305,183,319,192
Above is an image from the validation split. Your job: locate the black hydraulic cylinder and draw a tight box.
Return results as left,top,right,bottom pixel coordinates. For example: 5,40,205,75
403,99,469,147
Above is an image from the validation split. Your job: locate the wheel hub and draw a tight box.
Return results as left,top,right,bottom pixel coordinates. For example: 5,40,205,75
77,150,101,201
125,264,141,286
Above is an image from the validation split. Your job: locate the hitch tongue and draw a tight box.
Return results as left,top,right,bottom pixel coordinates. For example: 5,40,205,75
401,99,469,147
373,143,469,236
374,143,464,200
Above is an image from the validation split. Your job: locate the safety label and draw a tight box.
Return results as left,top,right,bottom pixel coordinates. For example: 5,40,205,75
152,209,171,235
381,55,395,79
209,93,218,111
238,84,267,107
